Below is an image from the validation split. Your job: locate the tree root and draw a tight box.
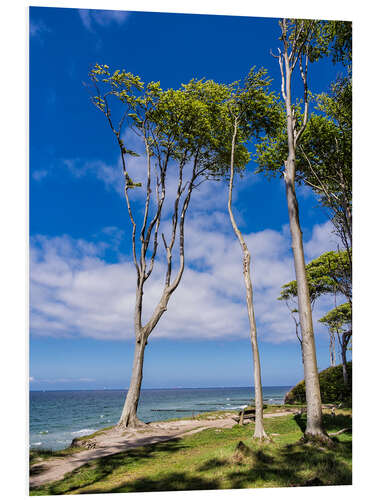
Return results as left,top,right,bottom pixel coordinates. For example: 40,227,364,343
328,427,351,436
299,432,335,448
116,415,149,430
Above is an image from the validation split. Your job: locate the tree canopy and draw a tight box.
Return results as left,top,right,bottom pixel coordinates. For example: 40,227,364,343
319,302,352,334
279,250,352,305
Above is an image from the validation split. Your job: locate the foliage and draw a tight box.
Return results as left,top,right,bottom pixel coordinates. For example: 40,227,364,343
319,302,351,334
279,250,352,304
88,64,279,184
256,20,352,251
322,21,352,65
256,80,352,233
284,362,352,406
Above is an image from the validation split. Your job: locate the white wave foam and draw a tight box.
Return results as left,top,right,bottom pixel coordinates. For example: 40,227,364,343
71,428,97,436
32,442,42,446
224,405,247,410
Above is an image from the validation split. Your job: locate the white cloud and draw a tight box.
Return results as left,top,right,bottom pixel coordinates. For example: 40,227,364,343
30,217,339,344
29,19,51,38
304,220,339,259
78,9,129,32
32,170,48,182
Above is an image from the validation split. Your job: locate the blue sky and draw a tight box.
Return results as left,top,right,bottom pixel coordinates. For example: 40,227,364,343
29,6,349,391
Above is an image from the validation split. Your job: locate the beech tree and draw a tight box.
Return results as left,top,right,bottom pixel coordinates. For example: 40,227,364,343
225,69,279,440
88,65,249,428
257,19,330,441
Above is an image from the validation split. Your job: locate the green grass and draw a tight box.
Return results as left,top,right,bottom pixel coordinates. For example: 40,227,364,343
29,411,352,495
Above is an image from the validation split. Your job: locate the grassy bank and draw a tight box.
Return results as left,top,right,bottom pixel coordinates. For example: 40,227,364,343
30,409,352,495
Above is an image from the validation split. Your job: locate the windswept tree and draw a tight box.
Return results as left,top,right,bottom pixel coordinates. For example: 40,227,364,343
257,19,331,441
319,303,352,385
225,69,279,440
279,250,352,367
88,65,249,428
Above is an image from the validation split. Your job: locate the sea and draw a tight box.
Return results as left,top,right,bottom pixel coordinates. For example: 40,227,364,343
29,386,291,450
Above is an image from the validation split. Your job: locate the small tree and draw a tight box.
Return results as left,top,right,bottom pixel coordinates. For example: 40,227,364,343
88,65,247,428
279,249,352,367
319,303,352,385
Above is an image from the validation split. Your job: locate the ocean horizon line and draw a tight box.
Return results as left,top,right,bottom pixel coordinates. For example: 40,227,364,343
30,385,292,392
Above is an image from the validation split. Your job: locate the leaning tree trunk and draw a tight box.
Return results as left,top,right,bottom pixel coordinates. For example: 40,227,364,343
228,118,268,440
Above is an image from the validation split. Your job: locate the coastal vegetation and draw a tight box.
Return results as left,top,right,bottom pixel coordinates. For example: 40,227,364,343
284,362,352,406
29,410,352,495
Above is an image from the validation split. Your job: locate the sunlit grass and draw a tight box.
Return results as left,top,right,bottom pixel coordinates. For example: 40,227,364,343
30,411,351,495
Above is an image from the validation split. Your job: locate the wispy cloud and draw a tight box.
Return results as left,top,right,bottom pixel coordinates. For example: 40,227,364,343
78,9,129,32
29,19,51,39
32,170,48,182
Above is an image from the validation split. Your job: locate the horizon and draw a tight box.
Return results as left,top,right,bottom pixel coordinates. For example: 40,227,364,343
30,384,293,392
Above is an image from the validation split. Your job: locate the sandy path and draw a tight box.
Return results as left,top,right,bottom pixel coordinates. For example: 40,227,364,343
29,411,291,488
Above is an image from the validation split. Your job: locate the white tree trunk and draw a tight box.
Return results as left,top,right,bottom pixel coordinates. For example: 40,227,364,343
278,29,328,440
228,119,267,440
118,331,148,428
284,167,326,438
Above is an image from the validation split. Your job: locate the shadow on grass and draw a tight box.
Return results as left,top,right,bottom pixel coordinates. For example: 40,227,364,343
30,438,188,496
103,472,220,494
293,412,352,436
226,439,352,489
30,417,352,495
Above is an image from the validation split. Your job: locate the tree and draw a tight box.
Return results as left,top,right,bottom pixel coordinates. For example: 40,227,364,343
88,65,248,428
261,19,330,441
319,303,352,385
225,69,279,440
279,250,352,368
279,250,352,305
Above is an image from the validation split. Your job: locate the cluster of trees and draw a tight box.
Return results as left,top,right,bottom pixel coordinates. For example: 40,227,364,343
87,18,351,443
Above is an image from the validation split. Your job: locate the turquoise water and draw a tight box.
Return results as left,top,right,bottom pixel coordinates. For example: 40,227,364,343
30,386,291,450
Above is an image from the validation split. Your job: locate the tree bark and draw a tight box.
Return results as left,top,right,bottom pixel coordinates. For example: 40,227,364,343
341,344,348,386
340,331,351,386
284,169,326,438
228,118,268,440
118,332,148,428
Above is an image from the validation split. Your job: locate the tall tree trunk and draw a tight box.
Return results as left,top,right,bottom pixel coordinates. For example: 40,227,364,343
284,162,327,439
341,344,348,386
341,332,351,386
118,331,148,428
280,29,328,440
329,330,336,367
228,119,267,440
